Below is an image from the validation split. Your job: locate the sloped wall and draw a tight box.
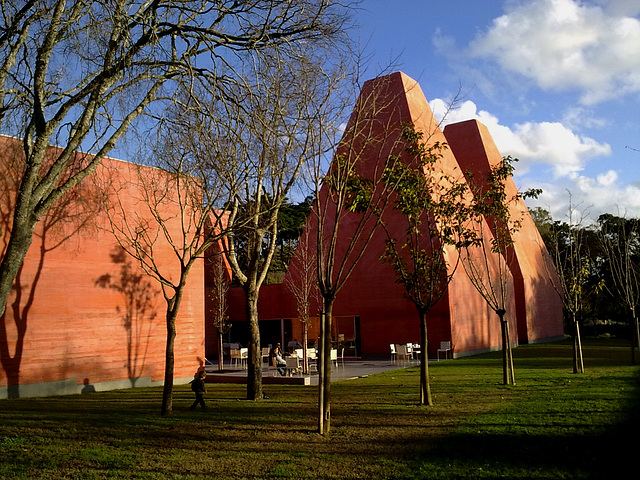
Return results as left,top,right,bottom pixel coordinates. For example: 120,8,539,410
444,120,565,343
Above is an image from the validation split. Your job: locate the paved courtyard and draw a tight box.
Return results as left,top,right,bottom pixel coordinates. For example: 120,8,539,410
204,357,421,385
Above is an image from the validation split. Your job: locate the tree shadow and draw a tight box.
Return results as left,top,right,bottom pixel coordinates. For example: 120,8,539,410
1,143,102,398
95,246,159,387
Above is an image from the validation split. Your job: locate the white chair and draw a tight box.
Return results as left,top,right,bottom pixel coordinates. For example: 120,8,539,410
307,348,318,373
396,344,409,362
261,347,270,367
437,341,452,361
285,356,300,375
330,349,338,368
411,343,421,360
390,344,397,362
230,348,248,368
240,348,248,368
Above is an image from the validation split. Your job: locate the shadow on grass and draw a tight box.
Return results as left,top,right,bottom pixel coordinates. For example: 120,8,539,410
1,340,638,479
421,367,640,479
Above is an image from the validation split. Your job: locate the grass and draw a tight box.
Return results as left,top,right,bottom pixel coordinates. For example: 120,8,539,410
0,338,638,479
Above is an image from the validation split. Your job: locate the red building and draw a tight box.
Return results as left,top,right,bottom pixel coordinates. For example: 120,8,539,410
1,137,205,399
215,72,564,358
0,71,563,399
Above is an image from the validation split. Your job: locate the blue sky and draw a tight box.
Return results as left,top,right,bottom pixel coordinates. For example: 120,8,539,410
353,0,640,222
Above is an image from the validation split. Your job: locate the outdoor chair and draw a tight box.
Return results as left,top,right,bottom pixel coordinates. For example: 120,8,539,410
307,348,318,373
261,347,270,367
230,348,247,368
390,344,397,362
285,356,300,376
410,343,421,360
437,341,452,360
330,348,338,368
406,343,413,360
395,344,410,362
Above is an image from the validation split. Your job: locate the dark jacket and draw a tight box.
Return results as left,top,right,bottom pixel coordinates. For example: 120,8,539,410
190,377,206,394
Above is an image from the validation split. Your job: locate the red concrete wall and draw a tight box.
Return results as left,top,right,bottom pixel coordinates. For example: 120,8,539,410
1,137,204,398
444,120,565,343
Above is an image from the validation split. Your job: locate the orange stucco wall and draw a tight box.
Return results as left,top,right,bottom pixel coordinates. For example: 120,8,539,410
1,137,204,398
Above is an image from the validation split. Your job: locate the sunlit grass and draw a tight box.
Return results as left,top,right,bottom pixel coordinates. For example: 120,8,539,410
1,338,637,479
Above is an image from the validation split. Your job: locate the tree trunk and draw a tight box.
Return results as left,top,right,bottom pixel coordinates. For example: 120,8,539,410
217,331,224,372
302,321,309,375
318,309,325,434
245,285,262,400
630,309,639,365
499,311,515,385
571,317,584,374
418,310,432,406
160,283,186,416
505,320,515,385
318,297,334,435
0,216,35,318
161,305,177,415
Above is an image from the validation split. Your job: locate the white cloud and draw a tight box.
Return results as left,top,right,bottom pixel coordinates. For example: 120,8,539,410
468,0,640,104
429,96,638,220
430,98,611,178
522,172,640,222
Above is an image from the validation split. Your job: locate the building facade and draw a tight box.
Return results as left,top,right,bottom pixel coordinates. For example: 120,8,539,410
215,72,564,358
0,138,205,399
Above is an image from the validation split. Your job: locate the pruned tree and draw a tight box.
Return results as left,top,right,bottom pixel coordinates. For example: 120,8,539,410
460,156,538,385
380,123,477,406
546,196,600,374
285,227,319,374
208,248,231,372
102,122,231,415
310,72,408,434
598,213,640,364
0,0,350,322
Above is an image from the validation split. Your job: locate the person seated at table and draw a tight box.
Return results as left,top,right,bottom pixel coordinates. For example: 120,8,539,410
270,344,286,376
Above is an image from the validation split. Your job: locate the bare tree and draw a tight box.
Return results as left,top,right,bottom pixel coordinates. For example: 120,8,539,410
102,127,230,415
460,157,537,385
285,228,320,374
598,214,640,364
309,72,409,434
208,248,231,371
0,0,350,320
225,54,351,401
546,196,599,374
164,40,352,401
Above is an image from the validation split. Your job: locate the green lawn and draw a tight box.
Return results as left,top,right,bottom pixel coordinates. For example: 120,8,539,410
1,338,638,479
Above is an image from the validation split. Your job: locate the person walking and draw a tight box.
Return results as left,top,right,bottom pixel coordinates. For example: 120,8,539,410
189,370,207,410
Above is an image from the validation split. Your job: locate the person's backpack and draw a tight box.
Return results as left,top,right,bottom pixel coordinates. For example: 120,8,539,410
190,380,198,392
